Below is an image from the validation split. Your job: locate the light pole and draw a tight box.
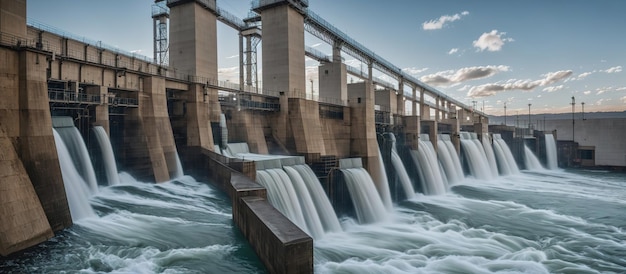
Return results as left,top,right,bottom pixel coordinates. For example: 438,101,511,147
581,102,585,120
504,102,506,126
528,104,532,130
571,96,575,141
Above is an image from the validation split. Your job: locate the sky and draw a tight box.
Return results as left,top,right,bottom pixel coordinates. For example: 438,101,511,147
27,0,626,115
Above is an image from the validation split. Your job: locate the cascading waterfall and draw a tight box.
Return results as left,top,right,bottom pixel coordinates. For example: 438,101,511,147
524,145,544,170
340,167,388,224
386,133,415,199
545,134,558,169
290,164,342,232
492,134,520,175
219,113,228,148
412,134,447,195
376,146,393,210
437,134,464,183
460,132,494,180
173,153,184,178
55,126,99,194
92,126,120,186
283,166,325,239
482,134,500,177
52,128,96,220
256,168,308,234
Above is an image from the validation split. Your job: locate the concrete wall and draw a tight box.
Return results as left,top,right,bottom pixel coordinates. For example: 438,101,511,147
544,118,626,167
0,126,54,256
318,62,347,104
227,109,269,154
288,98,326,157
320,109,351,158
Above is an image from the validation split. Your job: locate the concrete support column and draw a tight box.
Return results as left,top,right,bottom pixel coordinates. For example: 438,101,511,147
435,96,440,121
403,116,420,150
411,86,417,116
168,0,218,81
229,110,268,154
396,80,405,116
348,82,380,187
289,98,326,159
422,105,431,120
332,40,342,63
93,86,109,135
318,62,347,105
17,50,72,232
257,3,305,148
124,76,174,183
422,120,438,151
185,83,215,150
0,126,54,256
419,88,426,118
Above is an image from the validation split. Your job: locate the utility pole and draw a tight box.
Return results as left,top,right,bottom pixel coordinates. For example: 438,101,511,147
504,102,506,126
582,102,586,120
571,96,575,141
528,103,532,130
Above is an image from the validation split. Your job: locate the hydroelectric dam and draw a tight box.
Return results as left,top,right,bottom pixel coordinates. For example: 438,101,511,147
2,0,625,273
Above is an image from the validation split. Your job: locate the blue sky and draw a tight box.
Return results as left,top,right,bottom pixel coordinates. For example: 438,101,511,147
27,0,625,115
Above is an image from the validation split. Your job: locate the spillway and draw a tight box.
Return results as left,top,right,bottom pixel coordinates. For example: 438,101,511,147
524,144,544,170
413,134,447,195
492,133,520,175
93,126,120,186
545,134,558,169
437,134,464,183
460,132,494,180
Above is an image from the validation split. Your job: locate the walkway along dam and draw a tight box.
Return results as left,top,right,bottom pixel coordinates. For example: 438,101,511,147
3,0,624,273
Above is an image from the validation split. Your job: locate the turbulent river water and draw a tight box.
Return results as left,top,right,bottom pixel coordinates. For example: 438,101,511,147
2,169,625,273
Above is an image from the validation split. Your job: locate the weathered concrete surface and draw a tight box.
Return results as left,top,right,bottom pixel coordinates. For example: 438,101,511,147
228,110,269,154
320,109,351,158
240,196,313,274
0,0,26,38
0,126,54,256
18,50,72,231
403,116,420,150
168,0,218,80
185,83,215,150
123,76,172,182
289,98,326,156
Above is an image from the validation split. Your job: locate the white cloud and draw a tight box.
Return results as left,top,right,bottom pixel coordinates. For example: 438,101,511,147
577,71,595,80
402,67,429,75
311,43,322,48
226,54,239,59
542,85,564,92
218,66,239,83
422,11,470,30
420,65,509,86
616,87,626,91
596,86,612,95
583,90,591,95
467,70,572,98
605,66,622,73
130,49,143,54
473,30,514,52
448,48,459,55
621,96,626,103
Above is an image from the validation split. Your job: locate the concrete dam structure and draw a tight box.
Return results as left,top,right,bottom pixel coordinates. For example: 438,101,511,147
5,0,619,273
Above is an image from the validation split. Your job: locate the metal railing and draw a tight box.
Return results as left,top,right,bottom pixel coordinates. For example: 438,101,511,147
48,89,101,104
108,96,138,107
27,19,154,64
